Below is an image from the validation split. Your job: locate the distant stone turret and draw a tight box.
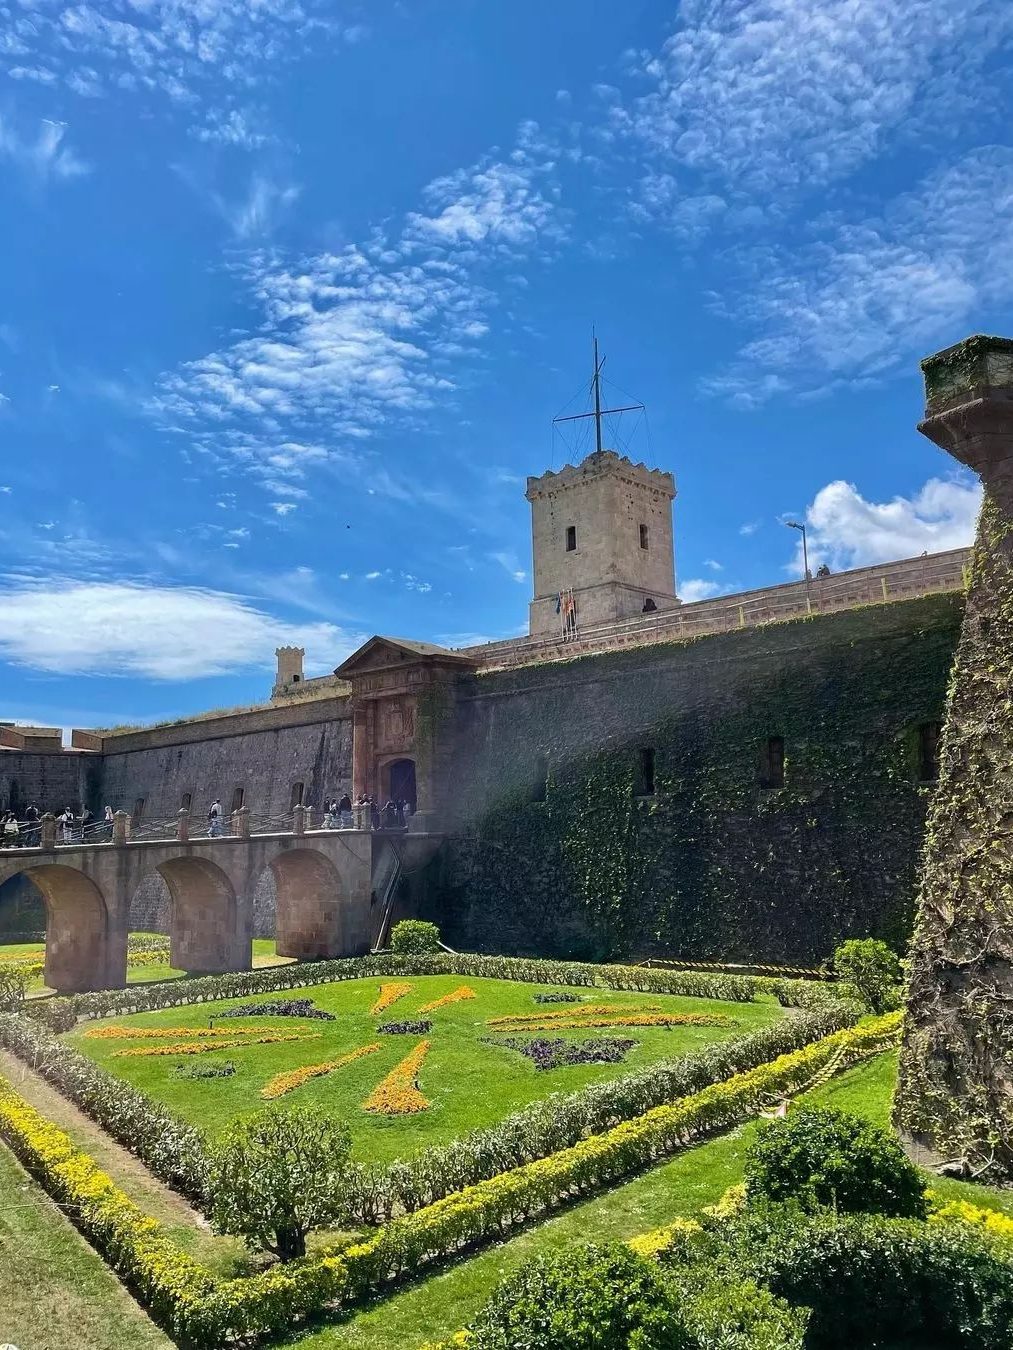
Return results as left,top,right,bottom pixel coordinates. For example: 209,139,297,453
273,646,305,697
526,449,678,637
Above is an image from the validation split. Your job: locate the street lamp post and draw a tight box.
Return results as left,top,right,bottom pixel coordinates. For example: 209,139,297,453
786,520,812,614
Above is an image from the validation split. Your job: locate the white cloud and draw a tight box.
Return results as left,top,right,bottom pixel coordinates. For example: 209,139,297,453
679,578,723,602
217,174,300,240
704,148,1013,404
191,107,274,150
0,486,11,494
364,570,381,580
703,559,723,572
490,550,527,583
623,0,1013,199
404,155,561,257
797,476,981,571
0,117,90,183
0,580,358,680
270,502,297,516
739,521,760,535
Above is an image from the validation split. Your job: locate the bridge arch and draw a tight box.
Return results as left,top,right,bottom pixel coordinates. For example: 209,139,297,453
10,863,118,993
155,857,249,974
270,848,345,960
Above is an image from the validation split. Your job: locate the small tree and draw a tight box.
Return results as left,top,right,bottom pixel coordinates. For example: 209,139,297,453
832,938,902,1012
0,966,27,1012
745,1106,927,1220
389,919,441,955
209,1107,352,1261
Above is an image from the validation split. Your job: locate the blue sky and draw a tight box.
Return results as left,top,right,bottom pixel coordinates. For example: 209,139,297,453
0,0,1005,730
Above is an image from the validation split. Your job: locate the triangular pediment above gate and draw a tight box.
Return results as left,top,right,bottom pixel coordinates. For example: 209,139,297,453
333,636,479,679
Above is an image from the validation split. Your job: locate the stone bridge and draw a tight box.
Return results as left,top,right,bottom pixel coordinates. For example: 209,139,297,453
0,808,440,992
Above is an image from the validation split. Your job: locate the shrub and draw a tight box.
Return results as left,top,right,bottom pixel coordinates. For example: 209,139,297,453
727,1207,1013,1350
389,920,442,955
679,1275,808,1350
467,1242,690,1349
26,999,76,1032
0,966,27,1012
744,1105,927,1220
831,938,902,1013
209,1107,353,1261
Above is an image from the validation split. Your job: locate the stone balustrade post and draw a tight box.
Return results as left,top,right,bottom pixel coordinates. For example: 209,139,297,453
234,805,251,839
113,810,130,845
303,805,314,832
40,812,56,851
293,804,306,836
177,808,190,843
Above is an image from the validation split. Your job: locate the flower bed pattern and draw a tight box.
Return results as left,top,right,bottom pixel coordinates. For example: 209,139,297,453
487,1003,661,1025
532,992,580,1004
370,982,413,1015
362,1039,431,1114
85,1024,264,1041
261,1042,382,1100
491,1036,637,1069
498,1013,735,1032
215,999,336,1021
418,986,477,1014
112,1033,321,1058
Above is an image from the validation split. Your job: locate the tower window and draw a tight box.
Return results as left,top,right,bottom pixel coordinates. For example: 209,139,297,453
918,722,942,783
639,523,649,550
531,754,549,804
635,747,656,796
758,737,785,791
292,673,301,683
565,525,576,552
180,792,192,812
290,782,305,810
231,786,245,814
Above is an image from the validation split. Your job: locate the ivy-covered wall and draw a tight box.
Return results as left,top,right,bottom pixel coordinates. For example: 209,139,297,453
426,594,962,965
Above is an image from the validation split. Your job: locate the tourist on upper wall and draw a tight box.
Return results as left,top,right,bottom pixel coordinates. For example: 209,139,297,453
104,805,114,839
2,812,19,847
208,798,223,837
338,793,352,828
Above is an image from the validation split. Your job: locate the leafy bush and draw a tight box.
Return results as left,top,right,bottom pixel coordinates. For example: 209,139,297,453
679,1275,808,1350
26,999,76,1032
209,1107,353,1261
831,938,902,1013
173,1059,236,1079
215,998,336,1021
727,1207,1013,1350
745,1106,927,1219
389,920,442,954
0,967,27,1012
467,1242,689,1349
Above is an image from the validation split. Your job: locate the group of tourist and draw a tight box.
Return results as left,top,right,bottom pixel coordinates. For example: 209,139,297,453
0,803,120,847
321,793,411,831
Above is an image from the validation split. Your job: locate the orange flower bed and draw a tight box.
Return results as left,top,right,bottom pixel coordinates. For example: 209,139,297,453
260,1042,382,1099
111,1033,321,1058
84,1025,264,1041
486,1003,661,1027
417,986,476,1014
362,1039,431,1114
370,982,413,1015
491,1012,735,1033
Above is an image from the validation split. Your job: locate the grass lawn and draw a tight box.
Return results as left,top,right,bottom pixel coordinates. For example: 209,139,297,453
0,934,282,991
67,974,780,1163
293,1053,1013,1350
0,1139,171,1349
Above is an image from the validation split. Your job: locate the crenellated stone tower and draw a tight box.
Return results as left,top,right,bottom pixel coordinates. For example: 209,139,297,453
895,334,1013,1178
526,449,678,636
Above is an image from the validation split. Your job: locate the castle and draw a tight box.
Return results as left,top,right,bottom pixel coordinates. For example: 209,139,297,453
0,445,971,963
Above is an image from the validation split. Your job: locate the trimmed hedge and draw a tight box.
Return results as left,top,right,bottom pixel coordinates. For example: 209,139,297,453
43,952,758,1023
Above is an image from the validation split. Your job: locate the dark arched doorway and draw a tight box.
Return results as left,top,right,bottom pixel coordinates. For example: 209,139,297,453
383,758,416,814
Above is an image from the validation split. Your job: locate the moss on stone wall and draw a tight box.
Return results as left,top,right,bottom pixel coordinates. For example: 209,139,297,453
427,595,962,965
896,493,1013,1178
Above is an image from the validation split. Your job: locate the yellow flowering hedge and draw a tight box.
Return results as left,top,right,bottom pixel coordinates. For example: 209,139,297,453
261,1042,382,1099
346,1015,902,1284
928,1192,1013,1241
370,982,413,1015
0,1072,351,1345
362,1039,432,1114
418,986,476,1013
112,1032,321,1058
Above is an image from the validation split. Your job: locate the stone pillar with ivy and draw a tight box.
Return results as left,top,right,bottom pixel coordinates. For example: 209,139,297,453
895,334,1013,1177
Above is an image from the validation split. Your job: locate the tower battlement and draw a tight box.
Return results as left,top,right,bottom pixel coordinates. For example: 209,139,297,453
526,448,678,637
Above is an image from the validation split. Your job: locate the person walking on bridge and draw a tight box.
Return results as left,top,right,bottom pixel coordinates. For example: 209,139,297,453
338,792,352,828
2,812,19,848
208,799,223,837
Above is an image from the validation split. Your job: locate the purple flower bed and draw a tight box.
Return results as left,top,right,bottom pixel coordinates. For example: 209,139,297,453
532,992,580,1004
215,999,335,1021
378,1019,433,1035
489,1036,638,1070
